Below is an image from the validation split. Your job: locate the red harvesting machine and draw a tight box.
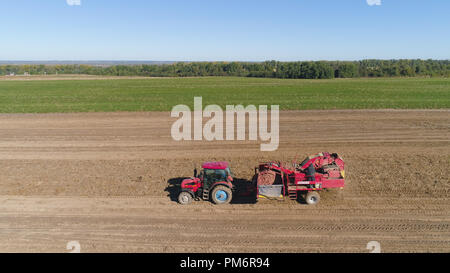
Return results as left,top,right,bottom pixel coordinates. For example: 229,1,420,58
177,152,345,205
255,152,345,205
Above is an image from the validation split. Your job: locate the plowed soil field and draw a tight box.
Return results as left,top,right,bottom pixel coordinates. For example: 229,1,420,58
0,110,448,252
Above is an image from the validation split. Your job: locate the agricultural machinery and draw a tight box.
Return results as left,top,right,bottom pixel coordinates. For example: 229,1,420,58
255,152,345,205
177,162,235,205
177,152,345,205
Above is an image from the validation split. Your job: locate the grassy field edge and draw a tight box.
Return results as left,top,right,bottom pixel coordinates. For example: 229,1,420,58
0,77,448,113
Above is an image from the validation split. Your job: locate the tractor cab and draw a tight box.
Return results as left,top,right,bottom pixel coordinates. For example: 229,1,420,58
178,162,234,205
199,162,233,186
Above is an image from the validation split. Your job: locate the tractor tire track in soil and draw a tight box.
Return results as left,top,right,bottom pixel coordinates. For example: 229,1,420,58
0,110,448,252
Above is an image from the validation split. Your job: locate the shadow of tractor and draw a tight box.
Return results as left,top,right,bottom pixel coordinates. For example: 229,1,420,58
165,177,189,202
164,177,257,204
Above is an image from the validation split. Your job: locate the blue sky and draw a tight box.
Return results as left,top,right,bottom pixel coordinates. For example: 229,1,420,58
0,0,449,61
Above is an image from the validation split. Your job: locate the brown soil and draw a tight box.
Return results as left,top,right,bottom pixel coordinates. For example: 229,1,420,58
0,110,448,252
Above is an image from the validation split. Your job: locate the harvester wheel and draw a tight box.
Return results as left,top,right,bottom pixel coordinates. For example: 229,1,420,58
305,191,320,205
178,191,193,205
211,186,232,205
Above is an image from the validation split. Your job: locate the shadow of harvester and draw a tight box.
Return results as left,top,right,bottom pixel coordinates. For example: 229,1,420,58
164,177,257,204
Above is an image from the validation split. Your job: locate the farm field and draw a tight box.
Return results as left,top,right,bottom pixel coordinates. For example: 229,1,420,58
0,110,448,252
0,76,449,112
2,0,449,257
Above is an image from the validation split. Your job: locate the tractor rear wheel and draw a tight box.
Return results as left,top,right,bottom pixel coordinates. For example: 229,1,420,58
211,186,232,205
178,191,193,205
305,191,320,205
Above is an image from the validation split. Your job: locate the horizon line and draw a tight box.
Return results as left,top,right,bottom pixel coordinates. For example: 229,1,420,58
0,58,448,64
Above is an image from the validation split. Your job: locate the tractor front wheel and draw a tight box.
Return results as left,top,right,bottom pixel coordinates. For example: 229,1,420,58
178,191,193,205
305,191,320,205
211,186,232,205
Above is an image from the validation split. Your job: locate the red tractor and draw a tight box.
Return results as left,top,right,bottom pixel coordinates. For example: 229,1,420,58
255,152,345,205
177,162,235,205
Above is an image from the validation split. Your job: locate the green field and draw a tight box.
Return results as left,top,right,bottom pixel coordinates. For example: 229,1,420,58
0,77,448,113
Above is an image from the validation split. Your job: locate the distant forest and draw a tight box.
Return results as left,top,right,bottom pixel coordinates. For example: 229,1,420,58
0,60,449,79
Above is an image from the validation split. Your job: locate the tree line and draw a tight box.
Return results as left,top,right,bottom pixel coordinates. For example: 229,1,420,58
0,59,448,79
